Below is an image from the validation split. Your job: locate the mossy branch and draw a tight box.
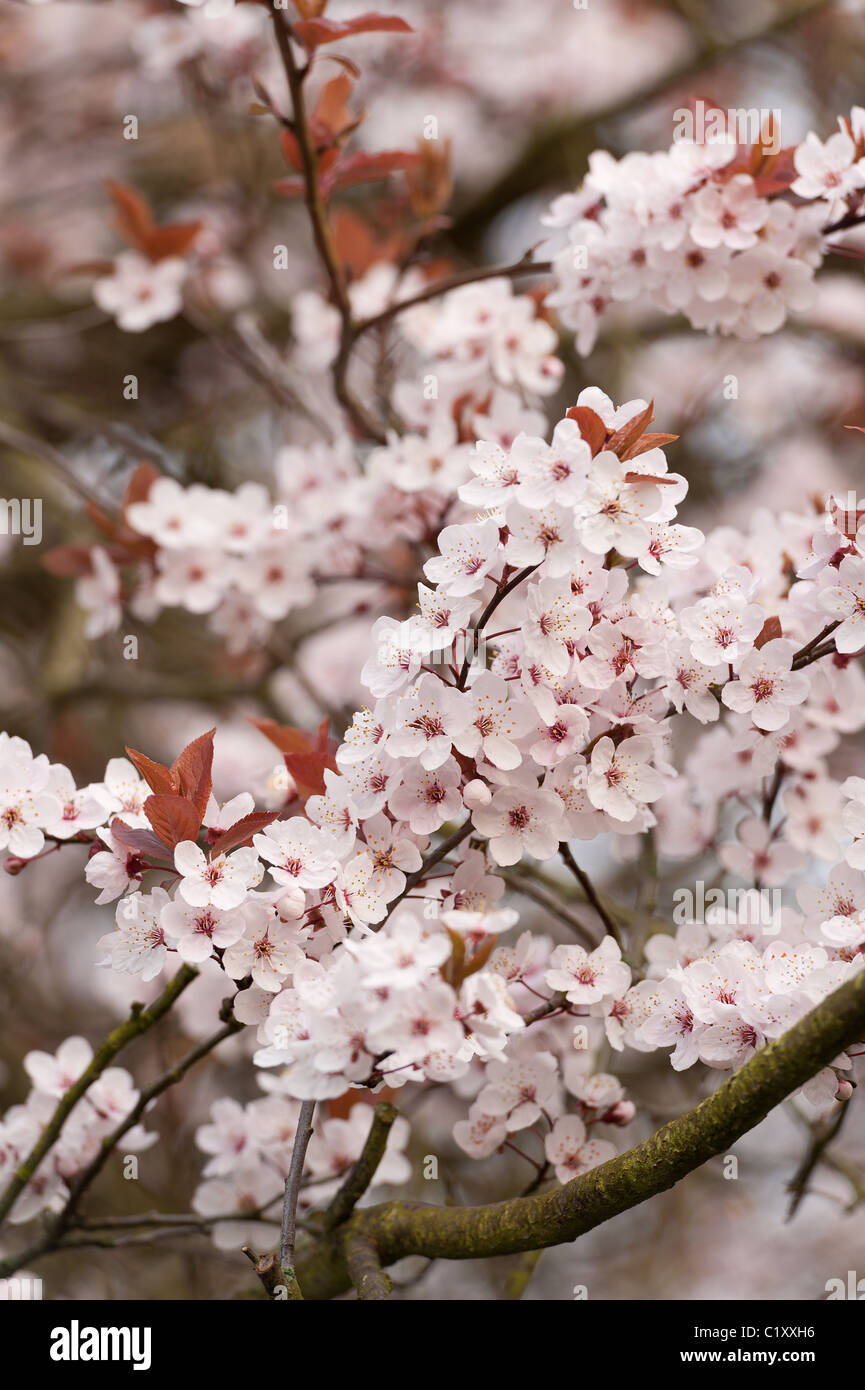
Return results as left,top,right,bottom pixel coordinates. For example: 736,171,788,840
294,966,865,1298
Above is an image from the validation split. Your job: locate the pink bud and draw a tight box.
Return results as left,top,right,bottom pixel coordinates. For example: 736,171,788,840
602,1100,636,1126
2,856,25,876
274,886,306,920
463,779,492,810
835,1078,854,1102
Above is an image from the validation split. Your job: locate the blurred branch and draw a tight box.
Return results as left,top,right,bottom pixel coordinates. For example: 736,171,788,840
0,418,101,507
787,1098,852,1219
449,0,834,243
560,843,623,948
500,868,598,948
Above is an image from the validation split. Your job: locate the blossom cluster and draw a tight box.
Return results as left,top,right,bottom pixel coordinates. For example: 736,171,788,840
64,269,562,653
4,382,865,1233
191,1088,410,1249
546,109,865,354
0,1038,154,1226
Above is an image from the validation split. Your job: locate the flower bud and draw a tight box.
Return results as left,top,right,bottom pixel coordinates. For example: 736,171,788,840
463,778,492,809
601,1100,636,1126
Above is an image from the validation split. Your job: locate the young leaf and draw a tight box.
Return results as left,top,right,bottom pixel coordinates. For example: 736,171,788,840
209,811,282,858
283,749,336,801
250,717,315,756
169,728,216,824
564,405,607,456
754,616,782,649
144,794,201,851
607,401,655,456
125,746,177,796
621,432,679,460
294,13,413,49
109,818,174,865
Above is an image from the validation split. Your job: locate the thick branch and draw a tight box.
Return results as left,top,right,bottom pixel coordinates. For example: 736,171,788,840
343,1232,392,1300
295,965,865,1298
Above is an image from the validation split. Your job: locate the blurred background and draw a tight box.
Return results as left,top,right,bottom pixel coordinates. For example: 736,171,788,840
1,0,865,1299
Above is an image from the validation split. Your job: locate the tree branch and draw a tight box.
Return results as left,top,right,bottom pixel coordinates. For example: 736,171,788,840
559,843,622,948
279,1097,316,1297
448,0,833,244
322,1102,398,1231
293,964,865,1298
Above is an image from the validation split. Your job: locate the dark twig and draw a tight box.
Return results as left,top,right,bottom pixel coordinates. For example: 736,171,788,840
559,843,623,948
279,1097,316,1297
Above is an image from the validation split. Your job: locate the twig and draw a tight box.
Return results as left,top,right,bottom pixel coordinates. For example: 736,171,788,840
242,1246,286,1298
501,868,597,948
356,257,553,341
559,843,622,948
56,1012,244,1237
0,418,101,507
279,1097,316,1296
457,565,539,689
786,1099,851,1219
791,621,841,670
388,819,475,912
268,5,383,442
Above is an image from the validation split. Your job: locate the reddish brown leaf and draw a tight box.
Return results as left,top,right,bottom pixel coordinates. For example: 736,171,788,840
283,750,336,801
105,180,201,263
621,432,679,459
312,73,355,144
273,177,307,199
125,747,178,796
607,401,655,456
294,0,329,17
754,616,782,650
41,544,99,578
122,462,160,514
565,405,607,456
106,180,154,252
144,794,201,851
325,149,421,193
250,717,316,756
110,818,173,864
142,221,203,262
623,472,678,486
294,13,413,49
169,729,215,823
209,811,282,858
